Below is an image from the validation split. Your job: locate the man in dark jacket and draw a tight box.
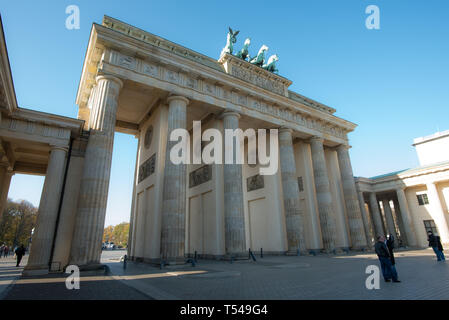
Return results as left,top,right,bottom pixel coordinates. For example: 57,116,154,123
428,231,445,261
14,244,26,267
375,235,400,282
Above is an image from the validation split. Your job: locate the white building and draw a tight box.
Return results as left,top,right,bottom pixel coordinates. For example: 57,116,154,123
356,130,449,247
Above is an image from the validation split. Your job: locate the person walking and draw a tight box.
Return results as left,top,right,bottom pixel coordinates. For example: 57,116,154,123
375,235,400,283
0,244,4,258
3,245,9,258
427,231,445,261
14,245,25,267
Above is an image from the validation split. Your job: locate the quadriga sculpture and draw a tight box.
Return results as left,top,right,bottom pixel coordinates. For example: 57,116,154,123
236,38,251,61
221,27,239,56
262,54,279,73
249,45,269,67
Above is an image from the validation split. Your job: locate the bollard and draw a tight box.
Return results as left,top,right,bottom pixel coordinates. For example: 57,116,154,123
194,250,197,263
260,248,263,258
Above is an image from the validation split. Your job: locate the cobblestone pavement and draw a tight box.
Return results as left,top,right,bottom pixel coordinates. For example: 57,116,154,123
103,248,449,300
3,251,150,300
2,248,449,300
0,254,25,299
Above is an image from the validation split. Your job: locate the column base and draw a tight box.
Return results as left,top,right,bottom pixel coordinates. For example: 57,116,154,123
23,265,49,276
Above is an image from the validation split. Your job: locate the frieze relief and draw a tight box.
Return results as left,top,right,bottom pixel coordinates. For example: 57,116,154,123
108,50,347,140
189,165,212,188
247,174,264,192
138,153,156,183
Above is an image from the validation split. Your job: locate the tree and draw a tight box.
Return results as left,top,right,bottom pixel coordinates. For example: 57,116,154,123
0,199,37,248
103,225,114,243
102,222,130,247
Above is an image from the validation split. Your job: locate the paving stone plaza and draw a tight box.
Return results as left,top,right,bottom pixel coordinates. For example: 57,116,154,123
1,249,448,300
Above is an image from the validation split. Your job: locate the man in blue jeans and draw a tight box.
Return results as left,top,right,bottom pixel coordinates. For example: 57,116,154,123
427,231,445,261
375,235,401,283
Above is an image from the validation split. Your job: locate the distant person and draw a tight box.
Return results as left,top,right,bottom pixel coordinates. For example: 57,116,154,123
3,245,9,258
14,245,25,267
0,244,4,258
375,235,400,283
428,231,445,261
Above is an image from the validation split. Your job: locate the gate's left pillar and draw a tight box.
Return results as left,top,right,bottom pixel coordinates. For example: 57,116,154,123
160,96,189,264
70,75,123,268
24,146,68,274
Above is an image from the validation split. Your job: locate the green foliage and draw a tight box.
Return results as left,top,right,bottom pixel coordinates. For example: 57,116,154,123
102,222,130,248
0,199,37,248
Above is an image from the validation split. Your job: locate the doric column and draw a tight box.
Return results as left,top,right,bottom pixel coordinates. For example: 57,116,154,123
395,188,417,246
310,136,336,252
368,192,384,238
0,165,13,221
392,198,407,245
336,145,367,249
357,191,374,246
426,182,449,244
25,146,68,273
382,198,397,239
70,75,123,267
221,111,246,256
160,95,189,263
279,128,305,253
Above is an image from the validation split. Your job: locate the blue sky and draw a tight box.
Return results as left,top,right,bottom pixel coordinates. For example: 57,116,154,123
2,1,448,226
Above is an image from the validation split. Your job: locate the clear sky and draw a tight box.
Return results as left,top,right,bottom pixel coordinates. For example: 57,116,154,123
2,1,448,226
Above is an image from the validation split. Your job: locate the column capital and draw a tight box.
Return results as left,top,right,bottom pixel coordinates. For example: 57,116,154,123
336,143,351,151
309,136,324,143
167,95,189,105
278,127,293,134
49,145,69,153
219,110,241,120
96,75,123,90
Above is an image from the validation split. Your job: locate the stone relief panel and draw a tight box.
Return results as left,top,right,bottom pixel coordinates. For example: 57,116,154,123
297,176,304,192
142,62,158,77
186,77,198,89
189,165,212,188
165,69,179,84
247,174,264,192
117,53,137,70
138,153,156,183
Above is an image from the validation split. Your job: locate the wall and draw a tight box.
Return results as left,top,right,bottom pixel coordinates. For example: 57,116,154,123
241,130,286,253
130,104,168,261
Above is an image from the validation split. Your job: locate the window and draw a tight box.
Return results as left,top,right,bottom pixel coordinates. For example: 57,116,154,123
417,193,429,206
423,220,438,235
